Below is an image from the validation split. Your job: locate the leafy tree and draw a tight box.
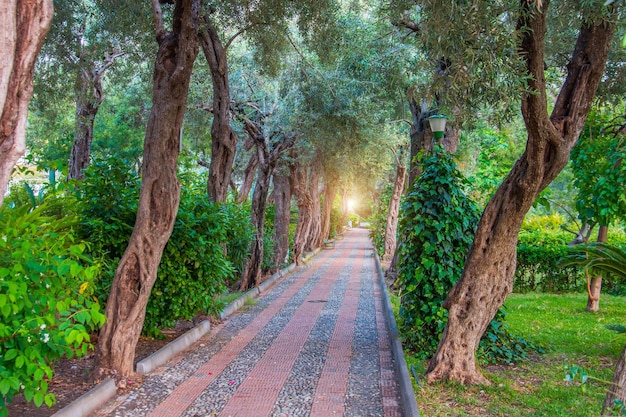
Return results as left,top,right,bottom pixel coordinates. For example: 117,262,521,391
94,0,200,380
387,0,623,385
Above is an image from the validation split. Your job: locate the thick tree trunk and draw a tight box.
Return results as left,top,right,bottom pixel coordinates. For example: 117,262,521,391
291,162,313,265
319,176,337,244
0,0,53,206
69,67,102,180
199,20,237,203
273,170,291,267
95,0,199,381
240,166,272,290
306,160,322,251
68,53,121,180
238,114,295,290
237,152,258,204
587,224,608,312
603,344,626,415
382,161,406,263
426,0,615,385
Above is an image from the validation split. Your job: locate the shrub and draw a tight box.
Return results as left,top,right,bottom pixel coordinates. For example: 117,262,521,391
0,199,105,414
368,184,393,258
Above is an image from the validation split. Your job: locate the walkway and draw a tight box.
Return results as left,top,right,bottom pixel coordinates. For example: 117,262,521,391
96,228,405,417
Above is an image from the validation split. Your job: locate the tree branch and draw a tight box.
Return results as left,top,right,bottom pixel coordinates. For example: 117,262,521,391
151,0,166,41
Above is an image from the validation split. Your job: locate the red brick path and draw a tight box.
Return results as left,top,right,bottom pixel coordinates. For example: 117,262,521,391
143,228,402,417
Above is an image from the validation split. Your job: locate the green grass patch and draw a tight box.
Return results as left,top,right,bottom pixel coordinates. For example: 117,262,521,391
217,291,244,306
401,293,625,416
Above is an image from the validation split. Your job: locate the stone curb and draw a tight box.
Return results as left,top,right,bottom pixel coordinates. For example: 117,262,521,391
136,320,212,374
219,247,321,320
373,251,421,417
50,378,116,417
53,246,324,417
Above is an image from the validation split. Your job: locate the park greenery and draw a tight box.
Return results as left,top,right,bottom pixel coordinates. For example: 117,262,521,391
1,0,625,415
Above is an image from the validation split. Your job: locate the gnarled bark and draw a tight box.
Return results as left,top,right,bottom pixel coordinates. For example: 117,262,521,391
273,169,291,267
291,161,313,265
319,173,337,245
603,344,626,415
199,19,237,203
0,0,53,206
68,52,122,180
426,0,616,385
95,0,199,380
237,151,258,204
382,153,406,263
238,113,295,290
306,159,322,251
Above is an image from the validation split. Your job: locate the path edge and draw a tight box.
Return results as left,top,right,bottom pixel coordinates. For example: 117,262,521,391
52,247,323,417
373,251,421,417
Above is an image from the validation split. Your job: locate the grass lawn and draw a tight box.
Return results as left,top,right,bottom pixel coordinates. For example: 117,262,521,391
404,293,625,416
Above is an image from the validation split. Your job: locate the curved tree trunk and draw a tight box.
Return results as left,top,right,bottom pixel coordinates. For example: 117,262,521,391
426,1,615,385
382,160,406,263
237,151,258,204
602,344,626,415
95,0,199,381
0,0,53,207
68,52,122,180
292,162,313,265
273,169,291,267
199,20,237,203
306,160,322,251
587,224,608,312
319,175,337,244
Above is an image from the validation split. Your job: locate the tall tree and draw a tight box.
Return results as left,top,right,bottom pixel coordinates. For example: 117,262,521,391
382,146,406,263
95,0,200,380
423,1,618,384
0,0,53,207
272,166,291,266
236,105,296,290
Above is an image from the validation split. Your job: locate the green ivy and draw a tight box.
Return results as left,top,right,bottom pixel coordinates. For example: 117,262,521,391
397,149,538,363
368,184,393,258
0,199,105,414
397,150,480,358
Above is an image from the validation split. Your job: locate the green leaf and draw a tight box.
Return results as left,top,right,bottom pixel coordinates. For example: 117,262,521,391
33,391,45,407
4,348,18,361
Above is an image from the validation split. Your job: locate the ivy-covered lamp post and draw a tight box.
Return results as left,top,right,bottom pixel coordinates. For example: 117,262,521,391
428,114,447,139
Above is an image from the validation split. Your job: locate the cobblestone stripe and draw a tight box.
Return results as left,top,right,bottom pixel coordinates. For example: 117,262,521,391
346,241,384,417
269,252,355,417
217,247,353,417
146,245,352,417
308,249,364,417
374,257,404,417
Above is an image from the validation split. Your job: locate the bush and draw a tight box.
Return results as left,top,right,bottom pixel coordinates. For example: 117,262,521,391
0,199,105,414
368,185,393,258
77,157,253,337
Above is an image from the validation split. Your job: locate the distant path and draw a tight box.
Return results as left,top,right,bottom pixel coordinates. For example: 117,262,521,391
97,228,404,417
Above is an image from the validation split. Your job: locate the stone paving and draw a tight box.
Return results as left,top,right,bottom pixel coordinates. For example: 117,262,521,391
95,228,404,417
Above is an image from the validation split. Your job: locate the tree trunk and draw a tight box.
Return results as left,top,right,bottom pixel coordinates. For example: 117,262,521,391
426,0,615,385
587,224,608,312
602,344,626,415
319,175,337,244
199,20,237,203
0,0,53,207
237,152,258,204
291,162,313,265
382,161,406,263
339,188,349,232
240,164,272,290
238,113,295,290
68,52,121,180
306,160,322,251
94,0,199,381
273,170,291,267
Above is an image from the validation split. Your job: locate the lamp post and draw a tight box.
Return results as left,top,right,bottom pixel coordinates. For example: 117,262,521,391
428,114,447,139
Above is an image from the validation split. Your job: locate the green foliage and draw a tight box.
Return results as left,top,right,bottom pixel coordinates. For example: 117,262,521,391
396,150,480,357
368,184,393,258
571,106,626,227
515,227,586,293
77,157,253,337
478,309,543,364
561,242,626,284
0,199,104,413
